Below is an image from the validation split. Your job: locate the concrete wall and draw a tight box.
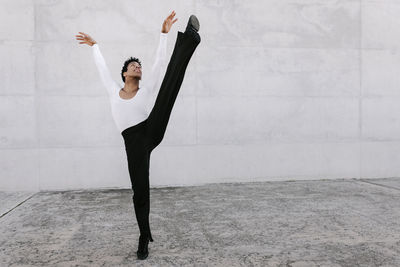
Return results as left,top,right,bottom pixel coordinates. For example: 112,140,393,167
1,0,399,190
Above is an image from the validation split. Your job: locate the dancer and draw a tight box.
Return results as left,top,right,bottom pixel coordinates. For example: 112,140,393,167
75,11,200,260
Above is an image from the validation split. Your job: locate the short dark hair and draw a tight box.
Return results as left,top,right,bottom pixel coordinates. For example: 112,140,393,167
121,57,142,83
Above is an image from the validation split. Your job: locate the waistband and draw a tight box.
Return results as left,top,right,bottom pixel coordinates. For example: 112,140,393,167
121,119,147,139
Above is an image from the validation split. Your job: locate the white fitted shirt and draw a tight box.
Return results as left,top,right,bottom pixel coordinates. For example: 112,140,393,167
92,33,168,133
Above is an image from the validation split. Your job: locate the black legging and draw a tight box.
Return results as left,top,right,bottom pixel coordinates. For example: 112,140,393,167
121,30,200,240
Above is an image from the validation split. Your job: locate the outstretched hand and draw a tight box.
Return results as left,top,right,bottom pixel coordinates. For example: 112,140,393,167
161,11,178,34
75,32,97,46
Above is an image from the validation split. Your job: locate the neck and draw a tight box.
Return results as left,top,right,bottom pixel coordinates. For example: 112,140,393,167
123,77,140,93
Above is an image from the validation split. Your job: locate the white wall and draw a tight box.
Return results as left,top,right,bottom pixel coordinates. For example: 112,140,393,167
1,0,399,190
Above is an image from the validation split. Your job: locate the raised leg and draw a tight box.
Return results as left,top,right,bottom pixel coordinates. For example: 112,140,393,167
146,30,200,150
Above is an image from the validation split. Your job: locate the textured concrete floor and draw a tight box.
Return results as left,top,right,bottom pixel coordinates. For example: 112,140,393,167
1,178,400,267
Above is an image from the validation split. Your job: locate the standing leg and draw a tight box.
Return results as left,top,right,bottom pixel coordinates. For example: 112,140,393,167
125,139,153,241
146,30,200,150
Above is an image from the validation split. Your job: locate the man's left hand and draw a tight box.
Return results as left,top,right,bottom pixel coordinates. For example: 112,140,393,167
162,11,178,33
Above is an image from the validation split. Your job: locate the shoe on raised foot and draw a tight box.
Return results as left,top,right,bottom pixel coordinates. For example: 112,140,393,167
137,235,151,260
185,15,200,33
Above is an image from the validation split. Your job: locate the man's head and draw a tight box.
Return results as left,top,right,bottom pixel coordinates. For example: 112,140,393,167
121,57,142,83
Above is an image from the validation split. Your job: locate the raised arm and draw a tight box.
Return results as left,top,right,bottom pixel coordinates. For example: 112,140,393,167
75,32,117,97
144,11,178,95
144,33,168,94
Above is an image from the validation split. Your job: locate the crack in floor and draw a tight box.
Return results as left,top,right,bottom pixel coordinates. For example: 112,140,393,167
355,179,400,192
0,192,39,219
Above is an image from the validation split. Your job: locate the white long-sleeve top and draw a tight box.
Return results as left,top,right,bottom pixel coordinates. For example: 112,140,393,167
92,33,168,133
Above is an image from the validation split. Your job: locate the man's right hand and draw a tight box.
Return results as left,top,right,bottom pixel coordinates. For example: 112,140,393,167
75,32,97,46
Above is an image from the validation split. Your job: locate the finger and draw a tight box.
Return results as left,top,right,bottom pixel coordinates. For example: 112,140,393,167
79,42,86,44
172,18,178,24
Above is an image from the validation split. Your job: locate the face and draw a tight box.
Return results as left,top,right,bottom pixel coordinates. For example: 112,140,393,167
124,61,142,80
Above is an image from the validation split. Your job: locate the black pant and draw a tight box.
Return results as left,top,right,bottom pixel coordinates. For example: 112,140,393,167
121,30,200,240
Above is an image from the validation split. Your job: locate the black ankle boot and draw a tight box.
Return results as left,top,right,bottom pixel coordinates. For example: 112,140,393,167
184,15,201,43
185,15,200,33
137,235,151,260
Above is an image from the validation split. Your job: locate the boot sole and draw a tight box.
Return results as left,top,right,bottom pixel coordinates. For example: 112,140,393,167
188,15,200,32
